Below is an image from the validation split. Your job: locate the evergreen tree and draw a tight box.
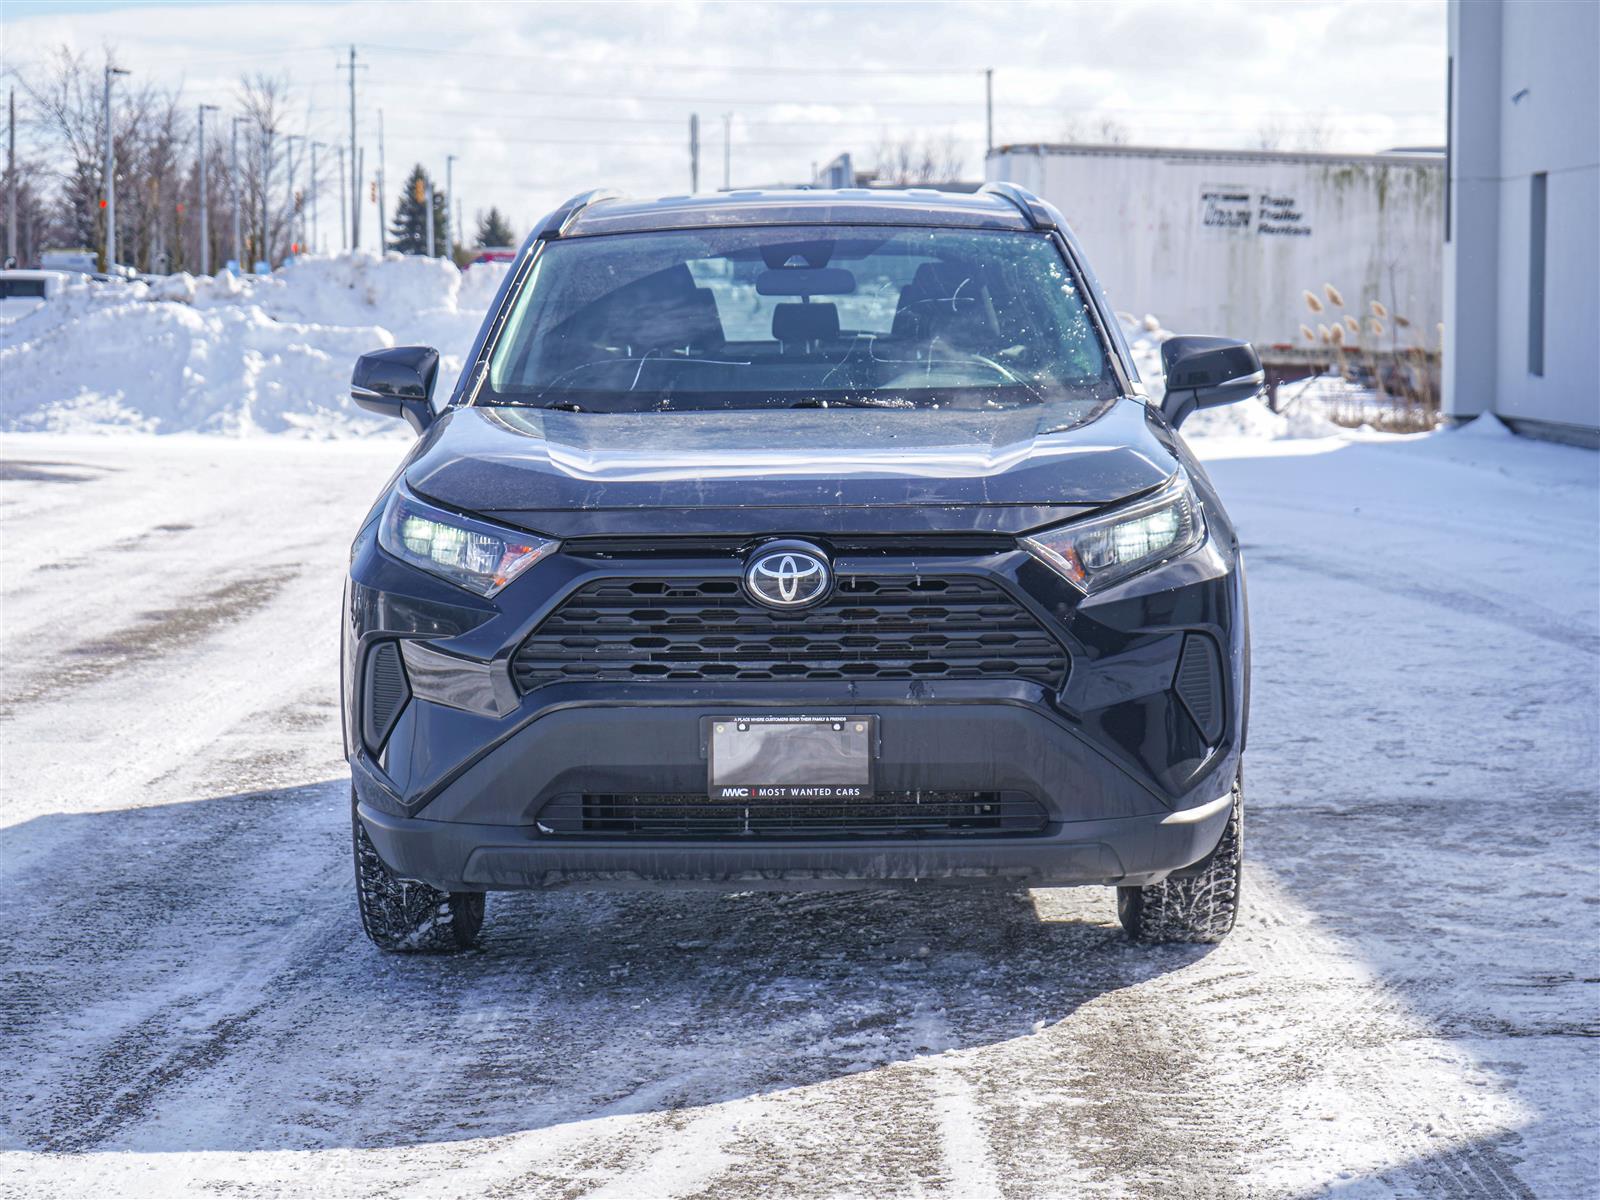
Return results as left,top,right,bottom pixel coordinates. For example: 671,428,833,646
389,164,450,255
474,206,517,248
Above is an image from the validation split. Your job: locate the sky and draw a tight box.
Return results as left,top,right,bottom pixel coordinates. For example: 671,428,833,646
2,0,1448,246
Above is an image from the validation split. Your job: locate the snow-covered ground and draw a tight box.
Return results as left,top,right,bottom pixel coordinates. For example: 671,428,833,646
1,417,1595,1198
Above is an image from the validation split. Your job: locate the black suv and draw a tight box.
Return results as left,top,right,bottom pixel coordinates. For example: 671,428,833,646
344,185,1261,952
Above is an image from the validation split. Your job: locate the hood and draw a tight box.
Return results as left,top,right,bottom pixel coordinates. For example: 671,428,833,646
404,396,1176,538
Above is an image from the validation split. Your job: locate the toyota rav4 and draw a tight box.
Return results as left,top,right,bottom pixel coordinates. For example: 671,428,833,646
343,185,1259,952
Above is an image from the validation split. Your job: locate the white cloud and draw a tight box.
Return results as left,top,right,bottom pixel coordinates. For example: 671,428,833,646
4,0,1446,240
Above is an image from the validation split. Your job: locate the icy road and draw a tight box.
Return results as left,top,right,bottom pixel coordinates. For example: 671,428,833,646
1,423,1596,1199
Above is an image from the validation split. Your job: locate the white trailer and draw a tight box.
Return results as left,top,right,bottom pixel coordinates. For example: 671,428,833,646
987,144,1444,366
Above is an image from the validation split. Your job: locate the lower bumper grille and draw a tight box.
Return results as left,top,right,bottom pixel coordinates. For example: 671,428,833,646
536,791,1050,839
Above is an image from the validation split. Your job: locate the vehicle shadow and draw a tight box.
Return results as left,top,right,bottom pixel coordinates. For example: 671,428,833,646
1,779,1213,1156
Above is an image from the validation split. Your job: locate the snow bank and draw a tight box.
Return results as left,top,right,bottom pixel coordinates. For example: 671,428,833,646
0,253,508,437
1,266,1353,440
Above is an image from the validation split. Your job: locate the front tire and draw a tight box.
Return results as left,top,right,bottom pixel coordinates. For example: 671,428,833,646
1117,775,1242,944
353,804,484,952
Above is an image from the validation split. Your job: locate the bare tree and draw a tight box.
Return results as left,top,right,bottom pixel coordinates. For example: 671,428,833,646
1255,117,1289,151
11,46,322,273
235,73,294,268
1058,114,1130,146
1295,114,1334,152
872,133,966,185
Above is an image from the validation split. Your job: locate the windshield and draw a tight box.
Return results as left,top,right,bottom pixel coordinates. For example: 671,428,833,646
481,225,1117,413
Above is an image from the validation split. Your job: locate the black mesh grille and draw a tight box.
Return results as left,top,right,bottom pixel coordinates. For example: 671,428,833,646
511,575,1068,690
1174,633,1223,743
362,641,410,752
537,791,1049,838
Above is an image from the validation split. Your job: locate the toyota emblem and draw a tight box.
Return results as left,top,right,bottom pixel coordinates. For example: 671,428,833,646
744,543,831,609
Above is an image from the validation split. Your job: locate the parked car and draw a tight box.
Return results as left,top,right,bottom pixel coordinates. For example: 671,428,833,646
0,269,82,302
38,249,98,273
343,185,1261,952
466,246,517,269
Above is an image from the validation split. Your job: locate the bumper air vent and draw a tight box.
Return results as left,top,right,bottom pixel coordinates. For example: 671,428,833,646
362,640,411,753
1174,633,1224,744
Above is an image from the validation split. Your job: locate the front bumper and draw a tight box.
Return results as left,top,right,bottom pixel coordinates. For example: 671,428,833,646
343,501,1248,893
358,788,1235,891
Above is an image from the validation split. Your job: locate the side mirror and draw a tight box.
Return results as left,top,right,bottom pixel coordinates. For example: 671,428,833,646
351,345,441,434
1158,336,1264,429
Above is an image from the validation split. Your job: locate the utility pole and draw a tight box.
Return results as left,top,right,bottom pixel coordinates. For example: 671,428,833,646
337,144,347,251
689,113,700,193
446,152,458,254
198,104,219,274
230,116,244,270
310,142,322,253
102,62,131,272
338,46,364,248
7,89,16,267
425,170,435,257
285,134,302,256
722,112,731,190
376,109,387,253
985,68,994,157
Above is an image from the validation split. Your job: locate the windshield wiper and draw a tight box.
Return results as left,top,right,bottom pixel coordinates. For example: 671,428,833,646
789,396,918,410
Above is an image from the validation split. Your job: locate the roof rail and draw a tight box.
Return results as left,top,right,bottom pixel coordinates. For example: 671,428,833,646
534,189,623,239
979,182,1058,231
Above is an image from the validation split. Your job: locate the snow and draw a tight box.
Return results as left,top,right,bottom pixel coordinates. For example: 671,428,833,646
5,263,1354,443
0,254,508,438
1,419,1595,1197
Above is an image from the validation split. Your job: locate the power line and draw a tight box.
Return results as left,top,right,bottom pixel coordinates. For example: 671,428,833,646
355,42,983,77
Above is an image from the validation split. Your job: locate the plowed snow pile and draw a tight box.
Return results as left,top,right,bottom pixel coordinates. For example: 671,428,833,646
0,255,508,437
1,260,1344,439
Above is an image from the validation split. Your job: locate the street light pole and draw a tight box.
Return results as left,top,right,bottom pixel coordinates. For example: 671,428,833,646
722,112,731,190
311,142,322,253
424,170,435,258
102,63,131,272
446,153,457,254
985,68,994,157
7,88,17,267
198,103,219,275
230,116,245,270
689,113,699,193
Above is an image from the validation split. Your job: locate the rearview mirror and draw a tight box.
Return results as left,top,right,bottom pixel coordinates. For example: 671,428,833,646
1158,336,1264,429
755,267,857,297
351,345,440,434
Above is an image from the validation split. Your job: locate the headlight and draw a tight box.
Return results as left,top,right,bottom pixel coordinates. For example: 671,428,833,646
378,491,558,596
1022,470,1205,593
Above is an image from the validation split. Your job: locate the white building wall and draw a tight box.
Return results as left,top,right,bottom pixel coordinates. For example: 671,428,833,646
1446,0,1600,442
988,145,1443,361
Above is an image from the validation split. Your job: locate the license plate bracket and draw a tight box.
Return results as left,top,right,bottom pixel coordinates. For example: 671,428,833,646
708,715,875,801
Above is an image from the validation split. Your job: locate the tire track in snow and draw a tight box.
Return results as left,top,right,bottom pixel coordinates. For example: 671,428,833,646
0,566,298,719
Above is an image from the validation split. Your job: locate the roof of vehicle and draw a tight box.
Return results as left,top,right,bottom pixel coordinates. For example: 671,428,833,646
545,186,1056,239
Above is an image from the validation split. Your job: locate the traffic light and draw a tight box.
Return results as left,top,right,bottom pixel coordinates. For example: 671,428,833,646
369,180,377,202
413,177,425,203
